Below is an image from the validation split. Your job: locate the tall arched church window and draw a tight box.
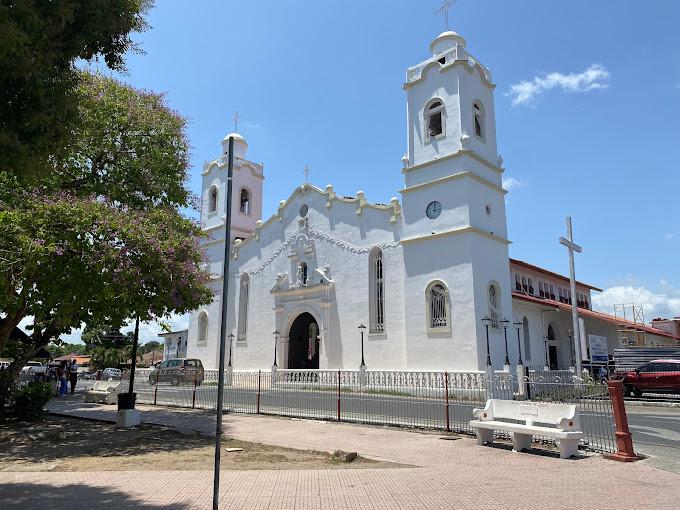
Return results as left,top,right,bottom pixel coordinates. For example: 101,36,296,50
237,274,250,340
426,281,450,331
425,99,444,139
473,101,485,141
208,186,218,214
522,316,531,362
369,248,384,333
239,188,250,215
488,282,501,328
197,311,208,345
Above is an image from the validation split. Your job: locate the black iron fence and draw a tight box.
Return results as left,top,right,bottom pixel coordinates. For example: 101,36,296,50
130,367,617,454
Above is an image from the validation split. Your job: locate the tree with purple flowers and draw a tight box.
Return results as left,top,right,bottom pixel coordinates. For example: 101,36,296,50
0,73,213,408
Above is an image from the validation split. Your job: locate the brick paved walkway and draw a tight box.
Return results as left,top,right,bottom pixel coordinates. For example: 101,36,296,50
1,400,679,509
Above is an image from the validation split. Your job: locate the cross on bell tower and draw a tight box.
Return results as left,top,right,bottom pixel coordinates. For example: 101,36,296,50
232,111,241,133
434,0,457,30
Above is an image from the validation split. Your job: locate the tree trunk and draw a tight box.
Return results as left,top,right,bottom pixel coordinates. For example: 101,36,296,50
0,351,31,410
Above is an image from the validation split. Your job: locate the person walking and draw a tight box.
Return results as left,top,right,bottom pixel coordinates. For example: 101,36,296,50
69,358,79,395
57,361,68,397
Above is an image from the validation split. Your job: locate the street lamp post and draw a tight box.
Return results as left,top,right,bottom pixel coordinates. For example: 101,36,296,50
228,334,234,368
567,328,575,368
481,316,492,366
500,318,510,368
358,324,366,368
513,320,523,365
272,330,280,368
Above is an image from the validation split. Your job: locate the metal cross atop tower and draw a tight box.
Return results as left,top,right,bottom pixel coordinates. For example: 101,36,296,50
434,0,457,31
232,111,241,133
304,165,310,183
559,216,584,376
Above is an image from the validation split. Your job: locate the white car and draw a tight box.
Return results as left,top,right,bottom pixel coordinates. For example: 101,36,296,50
101,368,122,380
21,361,48,380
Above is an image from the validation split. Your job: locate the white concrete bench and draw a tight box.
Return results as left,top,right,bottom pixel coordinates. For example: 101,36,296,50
470,399,584,459
85,381,122,404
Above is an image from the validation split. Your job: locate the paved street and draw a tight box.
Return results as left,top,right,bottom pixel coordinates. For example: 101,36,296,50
627,404,680,473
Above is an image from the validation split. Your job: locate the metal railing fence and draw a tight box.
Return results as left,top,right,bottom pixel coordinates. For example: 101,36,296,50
130,368,617,453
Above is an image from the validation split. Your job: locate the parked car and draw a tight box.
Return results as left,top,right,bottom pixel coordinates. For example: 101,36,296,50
618,359,680,397
148,358,204,386
21,361,49,381
101,367,122,381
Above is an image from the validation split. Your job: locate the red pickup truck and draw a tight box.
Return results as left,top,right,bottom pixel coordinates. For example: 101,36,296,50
618,359,680,397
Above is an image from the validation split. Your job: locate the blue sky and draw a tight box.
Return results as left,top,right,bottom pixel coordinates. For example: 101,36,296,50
66,0,680,341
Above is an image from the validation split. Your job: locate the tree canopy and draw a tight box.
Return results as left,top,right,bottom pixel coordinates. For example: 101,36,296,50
0,72,212,405
0,0,151,177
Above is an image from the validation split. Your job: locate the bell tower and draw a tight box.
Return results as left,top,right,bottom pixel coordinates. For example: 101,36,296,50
400,31,513,371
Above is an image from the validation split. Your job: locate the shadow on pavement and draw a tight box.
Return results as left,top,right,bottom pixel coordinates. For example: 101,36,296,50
0,483,192,509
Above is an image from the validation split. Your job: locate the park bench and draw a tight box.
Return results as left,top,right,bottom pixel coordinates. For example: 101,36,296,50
85,381,122,405
470,399,584,459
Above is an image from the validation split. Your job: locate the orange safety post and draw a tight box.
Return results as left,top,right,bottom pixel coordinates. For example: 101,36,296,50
604,380,639,462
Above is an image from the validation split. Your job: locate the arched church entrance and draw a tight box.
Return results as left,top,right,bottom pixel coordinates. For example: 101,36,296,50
287,312,320,369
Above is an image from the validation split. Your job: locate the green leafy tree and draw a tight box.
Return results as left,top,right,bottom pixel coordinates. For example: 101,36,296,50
0,73,213,406
0,0,151,177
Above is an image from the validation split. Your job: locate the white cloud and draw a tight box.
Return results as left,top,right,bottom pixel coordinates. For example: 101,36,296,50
507,64,610,107
502,176,526,191
664,233,676,240
592,285,680,321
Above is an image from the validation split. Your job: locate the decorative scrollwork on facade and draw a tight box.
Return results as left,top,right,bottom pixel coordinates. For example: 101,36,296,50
235,228,400,278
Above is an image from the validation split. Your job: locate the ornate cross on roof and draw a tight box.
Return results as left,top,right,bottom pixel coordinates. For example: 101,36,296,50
232,111,241,133
304,165,310,183
434,0,457,31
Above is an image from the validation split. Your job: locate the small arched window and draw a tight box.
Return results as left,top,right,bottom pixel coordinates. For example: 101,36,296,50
426,281,450,331
473,101,485,141
237,274,249,340
547,324,555,341
488,282,501,328
239,188,250,215
298,262,308,285
197,311,208,345
369,247,384,333
425,99,445,139
208,186,218,214
523,316,531,362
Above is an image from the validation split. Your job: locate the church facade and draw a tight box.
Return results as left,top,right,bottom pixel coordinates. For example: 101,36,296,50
186,31,680,372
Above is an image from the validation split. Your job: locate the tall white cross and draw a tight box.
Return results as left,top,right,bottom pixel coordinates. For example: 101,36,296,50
559,216,584,375
304,165,310,183
434,0,457,31
232,111,241,133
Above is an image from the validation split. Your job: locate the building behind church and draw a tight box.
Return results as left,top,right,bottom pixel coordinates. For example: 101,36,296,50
186,30,679,372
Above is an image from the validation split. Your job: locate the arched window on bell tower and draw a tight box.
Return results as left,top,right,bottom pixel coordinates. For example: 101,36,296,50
473,100,485,142
425,98,445,140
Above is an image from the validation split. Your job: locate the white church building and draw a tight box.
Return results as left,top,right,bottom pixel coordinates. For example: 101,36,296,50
187,31,679,372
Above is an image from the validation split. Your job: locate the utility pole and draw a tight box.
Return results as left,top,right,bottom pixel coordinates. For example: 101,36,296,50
213,135,234,510
559,216,584,376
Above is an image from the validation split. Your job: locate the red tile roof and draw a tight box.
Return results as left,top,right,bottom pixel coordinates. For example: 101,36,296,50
510,258,603,292
512,291,680,341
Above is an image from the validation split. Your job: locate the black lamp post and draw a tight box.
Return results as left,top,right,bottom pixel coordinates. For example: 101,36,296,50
358,324,366,368
500,318,510,366
481,316,492,366
272,330,279,367
228,333,234,368
513,320,523,365
567,328,575,367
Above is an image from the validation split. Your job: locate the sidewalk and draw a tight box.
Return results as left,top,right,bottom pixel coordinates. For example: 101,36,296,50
1,397,679,509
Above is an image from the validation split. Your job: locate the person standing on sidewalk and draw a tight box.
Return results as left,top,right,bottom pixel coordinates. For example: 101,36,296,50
69,358,79,394
57,361,68,397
